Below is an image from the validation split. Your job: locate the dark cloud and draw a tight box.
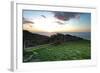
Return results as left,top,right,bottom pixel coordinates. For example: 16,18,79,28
23,17,34,24
54,12,80,21
55,21,65,25
41,15,46,18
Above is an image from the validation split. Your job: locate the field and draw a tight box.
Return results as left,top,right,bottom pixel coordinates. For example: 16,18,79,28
23,40,91,62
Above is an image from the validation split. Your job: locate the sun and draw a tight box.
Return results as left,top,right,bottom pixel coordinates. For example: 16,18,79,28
23,17,74,32
33,22,58,32
31,18,61,32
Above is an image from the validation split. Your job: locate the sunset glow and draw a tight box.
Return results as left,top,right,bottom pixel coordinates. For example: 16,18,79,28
23,10,91,33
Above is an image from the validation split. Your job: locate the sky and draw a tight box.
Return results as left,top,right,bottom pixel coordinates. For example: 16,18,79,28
22,10,91,33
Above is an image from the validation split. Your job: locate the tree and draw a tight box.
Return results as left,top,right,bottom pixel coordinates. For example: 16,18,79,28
50,33,65,45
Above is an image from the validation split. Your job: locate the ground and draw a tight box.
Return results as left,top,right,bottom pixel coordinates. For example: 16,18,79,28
23,39,91,62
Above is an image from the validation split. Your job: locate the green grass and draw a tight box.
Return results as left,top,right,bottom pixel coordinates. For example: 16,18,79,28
23,40,91,62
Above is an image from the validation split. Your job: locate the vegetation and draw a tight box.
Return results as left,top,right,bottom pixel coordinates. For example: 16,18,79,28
23,40,91,62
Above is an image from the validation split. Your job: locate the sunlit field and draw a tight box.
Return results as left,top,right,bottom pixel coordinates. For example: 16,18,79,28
23,40,91,62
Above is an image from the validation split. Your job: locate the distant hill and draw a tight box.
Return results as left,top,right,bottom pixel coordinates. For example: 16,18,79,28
23,30,49,48
23,30,49,40
64,34,83,41
23,30,84,48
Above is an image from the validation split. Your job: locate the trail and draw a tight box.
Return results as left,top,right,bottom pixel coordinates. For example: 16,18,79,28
24,43,52,51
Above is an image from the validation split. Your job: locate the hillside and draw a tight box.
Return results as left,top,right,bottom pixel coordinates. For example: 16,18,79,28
23,30,49,48
23,40,90,62
23,30,90,62
23,30,85,48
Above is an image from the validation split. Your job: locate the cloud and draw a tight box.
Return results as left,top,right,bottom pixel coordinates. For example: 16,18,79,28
54,12,80,21
23,17,34,24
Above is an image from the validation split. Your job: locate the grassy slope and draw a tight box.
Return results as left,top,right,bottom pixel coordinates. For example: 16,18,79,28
23,40,91,62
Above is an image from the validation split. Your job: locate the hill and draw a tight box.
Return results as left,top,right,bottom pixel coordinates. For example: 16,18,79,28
23,30,49,48
23,30,85,48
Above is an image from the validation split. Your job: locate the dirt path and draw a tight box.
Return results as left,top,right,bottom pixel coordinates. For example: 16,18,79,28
24,43,52,51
